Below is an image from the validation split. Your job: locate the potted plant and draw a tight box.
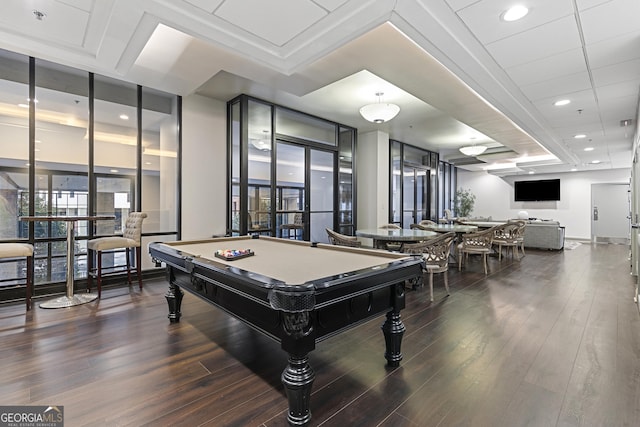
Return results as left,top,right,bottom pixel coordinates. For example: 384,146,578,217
454,188,475,218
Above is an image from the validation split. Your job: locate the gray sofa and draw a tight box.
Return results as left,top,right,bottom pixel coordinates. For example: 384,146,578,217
523,221,565,250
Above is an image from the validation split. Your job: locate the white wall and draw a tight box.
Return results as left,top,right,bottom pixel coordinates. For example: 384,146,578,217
181,94,227,239
458,168,631,240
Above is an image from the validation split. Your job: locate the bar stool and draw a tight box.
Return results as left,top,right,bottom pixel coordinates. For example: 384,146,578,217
0,243,34,310
87,212,147,298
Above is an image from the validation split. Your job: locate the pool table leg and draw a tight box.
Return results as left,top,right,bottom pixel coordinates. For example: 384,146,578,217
165,283,184,323
281,354,315,426
381,283,406,367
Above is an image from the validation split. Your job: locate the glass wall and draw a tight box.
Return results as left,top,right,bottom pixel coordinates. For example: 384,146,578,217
438,161,457,218
338,126,355,234
142,87,179,240
32,59,90,283
390,140,443,227
390,141,402,224
0,48,180,303
228,95,356,241
0,51,30,289
247,100,272,234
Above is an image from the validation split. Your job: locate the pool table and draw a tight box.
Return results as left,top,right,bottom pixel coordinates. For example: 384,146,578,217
148,235,422,426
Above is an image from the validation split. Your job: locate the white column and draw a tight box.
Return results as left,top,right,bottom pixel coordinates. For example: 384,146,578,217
356,130,390,230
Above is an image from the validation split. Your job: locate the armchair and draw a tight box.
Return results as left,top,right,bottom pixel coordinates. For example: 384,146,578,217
378,224,402,251
493,221,526,260
326,228,361,248
402,232,456,301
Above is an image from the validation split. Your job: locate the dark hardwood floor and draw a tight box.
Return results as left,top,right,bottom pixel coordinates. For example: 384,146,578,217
1,242,639,426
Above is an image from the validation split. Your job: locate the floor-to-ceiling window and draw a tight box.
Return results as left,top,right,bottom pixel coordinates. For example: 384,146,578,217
0,48,180,304
0,50,31,297
228,95,356,242
438,161,457,219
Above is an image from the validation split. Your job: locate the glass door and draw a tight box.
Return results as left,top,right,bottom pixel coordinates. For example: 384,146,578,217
276,143,305,239
402,166,430,227
309,149,334,242
276,141,335,242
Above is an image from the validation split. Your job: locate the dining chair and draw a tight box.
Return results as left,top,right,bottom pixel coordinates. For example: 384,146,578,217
87,212,147,298
439,209,455,224
0,243,34,310
457,226,495,274
378,224,402,251
492,222,520,260
511,220,527,257
402,232,456,301
494,221,527,260
326,228,361,248
410,223,430,231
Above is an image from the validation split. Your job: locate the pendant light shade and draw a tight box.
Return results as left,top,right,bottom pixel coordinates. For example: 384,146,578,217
359,92,400,123
459,145,487,156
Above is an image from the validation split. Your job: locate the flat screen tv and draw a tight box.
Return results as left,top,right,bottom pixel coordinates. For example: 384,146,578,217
514,179,560,201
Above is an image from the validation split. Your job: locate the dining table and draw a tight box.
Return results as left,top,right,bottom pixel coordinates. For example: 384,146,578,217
20,214,115,308
356,227,439,252
419,223,481,261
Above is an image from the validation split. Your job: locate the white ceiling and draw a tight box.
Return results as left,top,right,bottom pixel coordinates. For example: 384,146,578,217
0,0,638,175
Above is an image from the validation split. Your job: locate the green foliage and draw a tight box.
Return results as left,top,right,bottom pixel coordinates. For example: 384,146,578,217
454,188,475,218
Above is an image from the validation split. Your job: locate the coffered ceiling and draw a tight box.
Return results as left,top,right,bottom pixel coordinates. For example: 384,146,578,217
0,0,638,175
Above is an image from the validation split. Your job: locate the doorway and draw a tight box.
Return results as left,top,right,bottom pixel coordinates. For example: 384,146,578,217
276,141,335,242
591,183,630,244
402,166,430,227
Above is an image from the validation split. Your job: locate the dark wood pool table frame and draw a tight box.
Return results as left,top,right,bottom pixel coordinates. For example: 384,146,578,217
149,235,422,426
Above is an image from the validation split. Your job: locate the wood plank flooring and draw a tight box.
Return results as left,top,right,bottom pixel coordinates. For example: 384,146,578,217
1,242,639,426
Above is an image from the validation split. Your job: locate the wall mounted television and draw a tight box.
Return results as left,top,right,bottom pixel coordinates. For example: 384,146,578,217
514,179,560,201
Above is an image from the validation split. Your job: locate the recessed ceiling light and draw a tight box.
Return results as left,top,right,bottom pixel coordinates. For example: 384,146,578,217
528,170,535,174
110,169,119,173
554,99,571,106
119,114,129,120
584,147,594,151
502,5,529,22
591,160,601,164
571,168,578,172
574,134,586,139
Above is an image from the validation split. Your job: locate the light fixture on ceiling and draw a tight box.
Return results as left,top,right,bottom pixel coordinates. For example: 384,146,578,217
359,92,400,123
459,145,487,156
501,5,529,22
554,99,571,106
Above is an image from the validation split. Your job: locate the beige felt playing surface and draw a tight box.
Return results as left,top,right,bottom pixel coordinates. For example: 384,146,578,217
160,236,410,285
